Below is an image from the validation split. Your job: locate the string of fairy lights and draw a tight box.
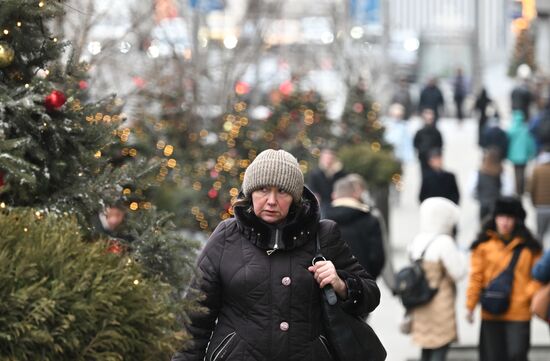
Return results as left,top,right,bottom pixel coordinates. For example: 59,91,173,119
1,2,402,233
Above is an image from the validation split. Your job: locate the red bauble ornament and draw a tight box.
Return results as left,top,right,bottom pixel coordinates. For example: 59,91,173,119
107,240,124,255
208,188,218,199
44,90,66,111
79,80,88,90
235,81,250,95
132,76,145,88
353,102,364,113
279,80,293,96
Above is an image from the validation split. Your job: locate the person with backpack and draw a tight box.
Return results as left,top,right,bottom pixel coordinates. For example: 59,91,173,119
466,196,542,361
405,197,466,361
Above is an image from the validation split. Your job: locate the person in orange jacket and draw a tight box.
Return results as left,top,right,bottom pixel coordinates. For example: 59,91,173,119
466,196,542,361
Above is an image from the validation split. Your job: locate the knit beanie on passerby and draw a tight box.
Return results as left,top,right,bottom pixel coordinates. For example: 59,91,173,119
242,149,304,202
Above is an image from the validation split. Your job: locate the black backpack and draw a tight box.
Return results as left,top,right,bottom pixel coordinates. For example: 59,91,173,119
480,245,523,315
394,238,439,310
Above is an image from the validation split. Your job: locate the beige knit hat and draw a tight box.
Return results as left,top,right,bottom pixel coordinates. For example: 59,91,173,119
242,149,304,201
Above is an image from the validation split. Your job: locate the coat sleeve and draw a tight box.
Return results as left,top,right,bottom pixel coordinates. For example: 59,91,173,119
466,245,485,312
320,220,381,317
527,167,537,200
438,236,467,281
532,250,550,283
171,221,227,361
365,215,385,279
450,173,460,205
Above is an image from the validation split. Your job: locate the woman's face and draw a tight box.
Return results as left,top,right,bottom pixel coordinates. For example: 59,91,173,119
252,186,293,224
495,214,516,236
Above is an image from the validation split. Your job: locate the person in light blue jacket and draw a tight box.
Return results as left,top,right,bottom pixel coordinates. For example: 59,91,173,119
507,110,536,195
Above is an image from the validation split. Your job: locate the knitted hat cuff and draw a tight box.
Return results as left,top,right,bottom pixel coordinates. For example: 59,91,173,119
242,149,304,201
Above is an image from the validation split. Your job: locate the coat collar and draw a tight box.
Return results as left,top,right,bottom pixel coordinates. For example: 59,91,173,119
233,186,320,251
486,230,524,250
331,197,370,213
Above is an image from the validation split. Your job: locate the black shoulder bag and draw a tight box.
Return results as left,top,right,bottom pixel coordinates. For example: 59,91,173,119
314,232,387,361
394,237,439,310
480,245,523,315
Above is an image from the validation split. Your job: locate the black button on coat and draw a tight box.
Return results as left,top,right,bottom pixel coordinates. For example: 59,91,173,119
173,187,380,361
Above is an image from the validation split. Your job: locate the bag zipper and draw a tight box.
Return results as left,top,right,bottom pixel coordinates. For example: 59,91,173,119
318,335,333,359
210,331,236,361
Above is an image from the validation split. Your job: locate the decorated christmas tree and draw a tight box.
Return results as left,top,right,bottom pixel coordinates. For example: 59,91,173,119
0,209,187,360
124,71,401,232
182,85,333,232
336,80,401,224
0,1,198,356
338,81,386,146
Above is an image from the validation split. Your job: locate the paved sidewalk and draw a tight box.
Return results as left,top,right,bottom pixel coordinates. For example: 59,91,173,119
368,116,550,361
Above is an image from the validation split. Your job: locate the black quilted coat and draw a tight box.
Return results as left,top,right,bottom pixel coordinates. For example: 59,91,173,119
172,187,380,361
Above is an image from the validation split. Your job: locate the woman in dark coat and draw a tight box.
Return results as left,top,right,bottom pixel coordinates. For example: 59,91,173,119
474,88,492,144
172,149,380,361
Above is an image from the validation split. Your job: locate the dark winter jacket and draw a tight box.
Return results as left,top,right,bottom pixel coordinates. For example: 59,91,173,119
413,125,443,162
476,171,501,208
307,167,347,214
172,187,380,361
531,109,550,150
480,124,508,160
325,199,385,279
418,85,444,120
511,84,533,120
419,169,460,205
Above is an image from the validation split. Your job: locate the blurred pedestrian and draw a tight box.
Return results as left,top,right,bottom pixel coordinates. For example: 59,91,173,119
419,149,460,205
171,149,380,361
532,249,550,331
325,174,385,279
391,77,414,120
452,68,468,122
474,88,492,143
307,148,347,218
466,196,542,361
528,145,550,248
480,108,508,161
469,147,514,221
507,110,536,195
418,77,445,123
511,64,534,121
407,197,466,361
530,96,550,153
413,109,443,177
533,249,550,284
90,200,134,244
383,103,414,164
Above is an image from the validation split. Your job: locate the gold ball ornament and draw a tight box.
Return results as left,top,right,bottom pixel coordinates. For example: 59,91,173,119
0,41,15,68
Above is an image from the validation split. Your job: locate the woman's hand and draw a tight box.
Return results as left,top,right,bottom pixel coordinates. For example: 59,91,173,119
466,309,474,324
308,260,347,299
